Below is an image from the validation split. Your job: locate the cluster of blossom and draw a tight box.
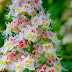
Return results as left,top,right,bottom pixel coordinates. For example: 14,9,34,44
6,0,42,18
0,0,64,72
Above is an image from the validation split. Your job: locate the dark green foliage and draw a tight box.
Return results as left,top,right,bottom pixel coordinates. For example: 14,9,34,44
49,0,67,19
29,41,33,53
12,32,17,37
15,50,19,55
23,68,30,72
0,9,6,47
61,61,72,72
22,47,30,53
62,44,72,61
23,68,33,72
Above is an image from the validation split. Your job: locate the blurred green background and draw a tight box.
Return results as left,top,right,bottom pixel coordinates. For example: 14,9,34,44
0,0,72,72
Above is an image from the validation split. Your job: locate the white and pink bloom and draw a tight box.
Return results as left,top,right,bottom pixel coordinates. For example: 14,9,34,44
0,0,64,72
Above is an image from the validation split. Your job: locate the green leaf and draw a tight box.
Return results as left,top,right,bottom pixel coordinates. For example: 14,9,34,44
49,0,67,19
12,32,16,37
38,41,48,45
51,19,61,32
29,42,33,53
23,68,30,72
38,56,46,64
61,61,72,72
15,50,19,55
43,41,48,44
22,47,30,53
24,47,29,51
48,0,53,5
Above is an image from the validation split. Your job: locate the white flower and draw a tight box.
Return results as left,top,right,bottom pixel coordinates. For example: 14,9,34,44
1,40,14,54
22,56,35,70
14,55,35,72
0,64,5,71
6,64,15,71
43,43,55,52
45,51,53,58
0,55,11,71
54,64,62,72
31,16,41,27
43,21,50,29
11,15,29,30
1,36,20,54
2,23,12,37
31,14,45,27
48,31,61,45
20,26,38,42
15,62,23,72
7,0,42,17
36,64,47,72
15,6,21,17
11,18,17,28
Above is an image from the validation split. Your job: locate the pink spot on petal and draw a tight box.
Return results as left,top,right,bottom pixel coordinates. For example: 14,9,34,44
14,39,16,41
49,33,53,37
10,39,13,41
14,21,16,23
49,60,51,63
20,58,23,62
32,61,34,63
43,67,46,70
21,44,24,47
34,8,37,11
39,68,41,69
20,5,23,7
26,27,29,30
11,58,14,61
42,17,44,20
52,58,56,63
31,30,35,33
41,48,42,50
6,56,8,60
19,41,23,44
34,0,39,4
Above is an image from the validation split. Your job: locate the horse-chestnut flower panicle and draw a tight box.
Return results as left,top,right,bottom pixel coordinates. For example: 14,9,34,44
0,0,65,72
